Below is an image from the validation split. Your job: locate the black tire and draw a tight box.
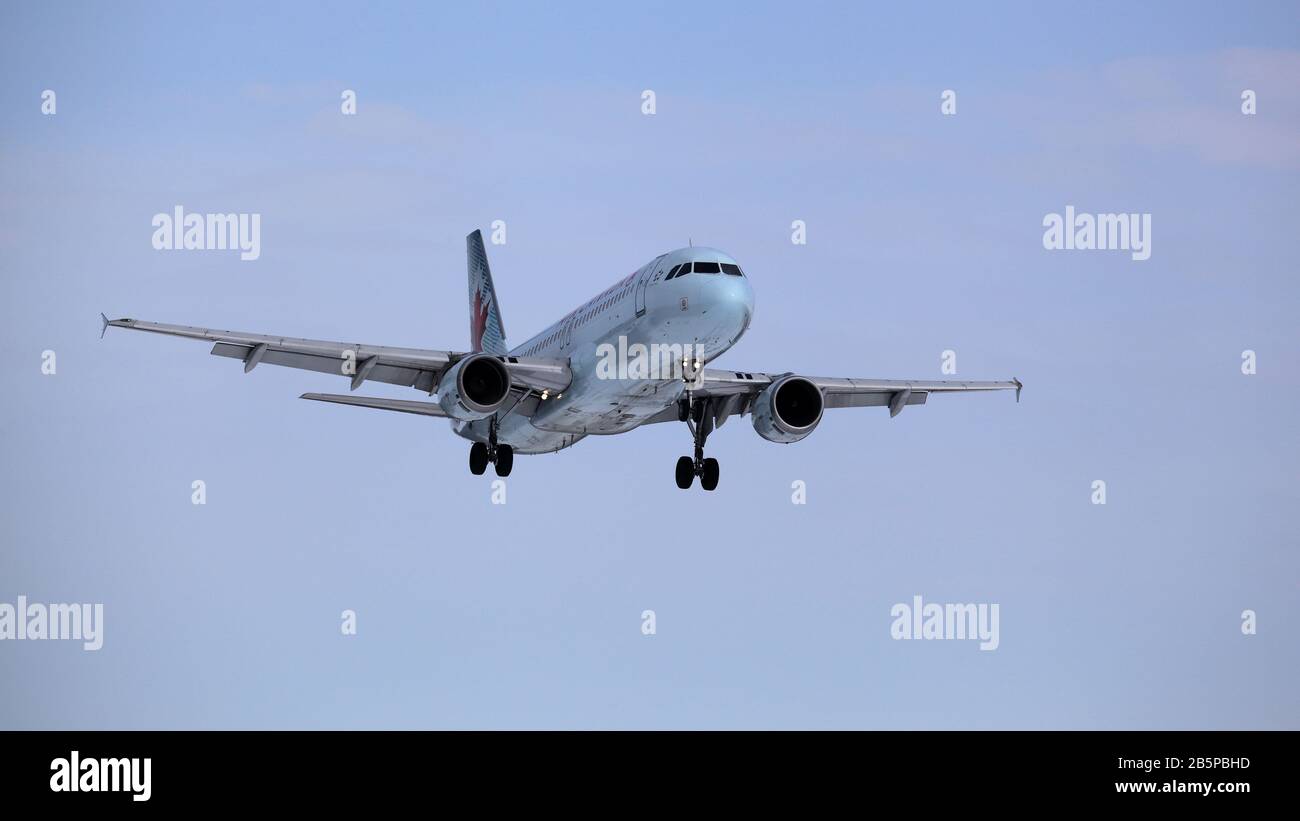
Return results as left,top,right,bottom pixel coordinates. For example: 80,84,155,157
469,442,489,475
700,457,719,491
675,456,694,489
494,444,514,477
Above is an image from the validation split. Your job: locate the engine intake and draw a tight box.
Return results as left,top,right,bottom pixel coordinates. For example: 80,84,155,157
437,353,512,420
752,375,824,443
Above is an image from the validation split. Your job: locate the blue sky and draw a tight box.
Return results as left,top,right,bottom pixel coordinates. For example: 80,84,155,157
1,1,1297,728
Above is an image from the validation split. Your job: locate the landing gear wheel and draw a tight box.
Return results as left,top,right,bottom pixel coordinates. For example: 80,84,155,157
675,456,695,489
494,444,514,477
700,457,720,491
679,398,720,491
469,442,489,475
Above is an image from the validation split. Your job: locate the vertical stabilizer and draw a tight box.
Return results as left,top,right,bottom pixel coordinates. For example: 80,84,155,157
467,229,508,355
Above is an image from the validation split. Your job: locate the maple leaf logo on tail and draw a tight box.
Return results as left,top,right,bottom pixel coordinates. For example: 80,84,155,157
471,287,491,353
466,230,508,355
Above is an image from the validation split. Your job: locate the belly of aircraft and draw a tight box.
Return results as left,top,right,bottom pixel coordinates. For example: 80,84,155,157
529,377,681,436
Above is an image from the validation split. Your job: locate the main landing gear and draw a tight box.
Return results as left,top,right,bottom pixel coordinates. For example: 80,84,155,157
469,416,513,477
675,398,719,491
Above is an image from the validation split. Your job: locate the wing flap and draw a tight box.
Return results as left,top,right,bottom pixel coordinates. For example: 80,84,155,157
823,390,929,409
211,343,427,388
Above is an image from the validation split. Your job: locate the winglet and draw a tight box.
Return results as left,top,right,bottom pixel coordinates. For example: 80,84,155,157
1014,378,1022,403
99,312,109,339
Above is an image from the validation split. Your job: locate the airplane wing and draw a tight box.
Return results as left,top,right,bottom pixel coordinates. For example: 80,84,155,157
101,315,571,396
298,393,450,417
646,368,1020,426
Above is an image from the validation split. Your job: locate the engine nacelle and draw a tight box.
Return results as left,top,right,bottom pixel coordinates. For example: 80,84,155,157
437,353,512,420
751,375,824,443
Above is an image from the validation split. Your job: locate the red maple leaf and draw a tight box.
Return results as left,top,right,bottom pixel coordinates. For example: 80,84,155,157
471,287,491,352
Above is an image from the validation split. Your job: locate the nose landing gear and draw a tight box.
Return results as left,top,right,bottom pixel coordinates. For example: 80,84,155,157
675,398,720,491
469,416,513,477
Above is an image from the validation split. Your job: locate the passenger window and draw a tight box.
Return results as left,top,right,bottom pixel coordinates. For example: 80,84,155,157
694,261,720,274
721,263,743,276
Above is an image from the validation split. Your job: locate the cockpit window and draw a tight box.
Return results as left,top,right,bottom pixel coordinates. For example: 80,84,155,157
666,263,682,279
694,261,721,274
673,262,691,277
720,263,743,276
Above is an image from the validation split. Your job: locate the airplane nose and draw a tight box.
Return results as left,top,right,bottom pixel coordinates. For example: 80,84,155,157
713,273,754,335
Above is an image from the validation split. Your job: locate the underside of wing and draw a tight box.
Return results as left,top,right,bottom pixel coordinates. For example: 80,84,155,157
668,369,1021,430
299,393,450,417
102,316,571,403
808,376,1021,413
697,369,1018,404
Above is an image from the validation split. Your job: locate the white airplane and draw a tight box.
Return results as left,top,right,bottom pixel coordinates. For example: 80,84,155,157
104,230,1020,490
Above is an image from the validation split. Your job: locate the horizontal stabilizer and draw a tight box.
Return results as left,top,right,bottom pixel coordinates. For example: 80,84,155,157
299,393,448,418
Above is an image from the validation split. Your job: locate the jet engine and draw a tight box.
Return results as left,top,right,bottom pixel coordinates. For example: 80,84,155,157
437,353,512,420
751,375,824,443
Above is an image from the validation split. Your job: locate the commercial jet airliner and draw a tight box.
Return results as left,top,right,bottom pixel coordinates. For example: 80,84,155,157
103,230,1020,490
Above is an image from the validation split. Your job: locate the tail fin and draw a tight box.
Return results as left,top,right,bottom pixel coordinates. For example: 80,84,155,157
467,229,508,355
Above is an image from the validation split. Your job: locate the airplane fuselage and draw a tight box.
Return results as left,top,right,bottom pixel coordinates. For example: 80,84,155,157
453,247,755,454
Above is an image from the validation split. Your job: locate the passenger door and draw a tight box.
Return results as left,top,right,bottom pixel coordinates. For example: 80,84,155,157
634,255,667,317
